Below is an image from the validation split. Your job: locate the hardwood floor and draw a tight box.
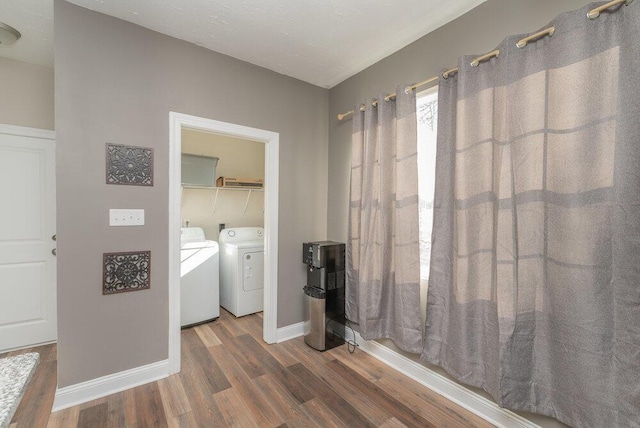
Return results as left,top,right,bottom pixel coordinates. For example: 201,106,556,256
0,342,57,428
6,309,494,427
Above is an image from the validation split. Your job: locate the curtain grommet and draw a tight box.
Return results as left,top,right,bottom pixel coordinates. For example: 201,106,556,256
442,67,459,79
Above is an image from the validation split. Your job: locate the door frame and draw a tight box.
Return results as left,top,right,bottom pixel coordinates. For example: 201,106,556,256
168,112,279,374
0,123,55,140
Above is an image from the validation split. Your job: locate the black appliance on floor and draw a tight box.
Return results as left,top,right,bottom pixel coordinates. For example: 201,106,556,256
302,241,345,351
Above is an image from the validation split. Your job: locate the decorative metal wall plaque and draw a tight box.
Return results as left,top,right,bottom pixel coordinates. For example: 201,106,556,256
103,251,151,295
106,143,153,186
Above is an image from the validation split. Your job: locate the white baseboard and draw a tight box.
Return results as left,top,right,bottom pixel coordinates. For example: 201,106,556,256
345,330,539,428
210,318,535,427
52,359,169,412
276,321,304,343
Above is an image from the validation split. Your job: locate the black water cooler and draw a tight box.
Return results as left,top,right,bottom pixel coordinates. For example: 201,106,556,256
302,241,345,351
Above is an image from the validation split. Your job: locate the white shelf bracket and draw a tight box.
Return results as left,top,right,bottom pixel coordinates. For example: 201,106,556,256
243,189,253,215
181,185,262,215
212,188,220,214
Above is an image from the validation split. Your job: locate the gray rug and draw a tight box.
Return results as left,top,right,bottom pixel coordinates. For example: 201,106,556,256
0,353,39,428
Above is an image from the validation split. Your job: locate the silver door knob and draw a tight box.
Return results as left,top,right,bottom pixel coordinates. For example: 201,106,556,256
51,248,57,256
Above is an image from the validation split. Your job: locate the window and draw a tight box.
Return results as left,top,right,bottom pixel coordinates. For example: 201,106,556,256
417,87,438,324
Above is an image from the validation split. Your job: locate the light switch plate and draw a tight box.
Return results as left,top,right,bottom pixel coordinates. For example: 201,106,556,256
109,209,145,226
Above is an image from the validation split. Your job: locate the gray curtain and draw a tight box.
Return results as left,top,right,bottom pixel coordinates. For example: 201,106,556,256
423,2,640,427
346,86,423,353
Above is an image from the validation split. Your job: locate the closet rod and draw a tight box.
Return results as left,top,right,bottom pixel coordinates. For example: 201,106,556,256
337,0,633,121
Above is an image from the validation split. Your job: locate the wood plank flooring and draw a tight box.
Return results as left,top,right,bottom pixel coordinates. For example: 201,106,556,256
6,309,495,427
1,342,57,428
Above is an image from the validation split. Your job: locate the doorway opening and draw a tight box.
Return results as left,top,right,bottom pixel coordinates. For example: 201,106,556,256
168,113,279,374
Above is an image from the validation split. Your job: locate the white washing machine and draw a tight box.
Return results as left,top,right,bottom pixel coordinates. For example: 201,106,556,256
219,227,264,317
180,227,220,327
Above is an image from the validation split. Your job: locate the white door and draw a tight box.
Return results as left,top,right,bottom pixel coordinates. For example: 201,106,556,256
0,125,56,351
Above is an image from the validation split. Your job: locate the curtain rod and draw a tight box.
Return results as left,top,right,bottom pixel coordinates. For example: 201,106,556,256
336,0,633,121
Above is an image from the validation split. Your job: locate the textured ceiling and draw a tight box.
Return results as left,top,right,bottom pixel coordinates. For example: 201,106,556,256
0,0,54,68
0,0,486,88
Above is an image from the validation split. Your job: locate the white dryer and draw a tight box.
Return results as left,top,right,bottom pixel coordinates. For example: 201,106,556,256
219,227,264,317
180,227,220,327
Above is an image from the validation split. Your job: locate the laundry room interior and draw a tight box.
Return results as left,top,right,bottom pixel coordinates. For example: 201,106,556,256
180,128,266,332
181,129,265,242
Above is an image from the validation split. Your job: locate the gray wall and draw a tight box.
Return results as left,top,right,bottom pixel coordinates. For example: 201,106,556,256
327,1,587,426
55,0,328,387
0,57,54,130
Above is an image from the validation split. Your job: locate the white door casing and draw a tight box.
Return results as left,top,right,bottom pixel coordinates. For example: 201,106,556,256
0,124,56,352
168,112,279,375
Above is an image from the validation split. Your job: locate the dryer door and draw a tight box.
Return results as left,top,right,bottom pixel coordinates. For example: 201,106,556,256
242,251,264,291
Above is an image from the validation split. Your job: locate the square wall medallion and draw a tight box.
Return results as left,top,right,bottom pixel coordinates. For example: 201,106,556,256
103,251,151,295
106,143,154,186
